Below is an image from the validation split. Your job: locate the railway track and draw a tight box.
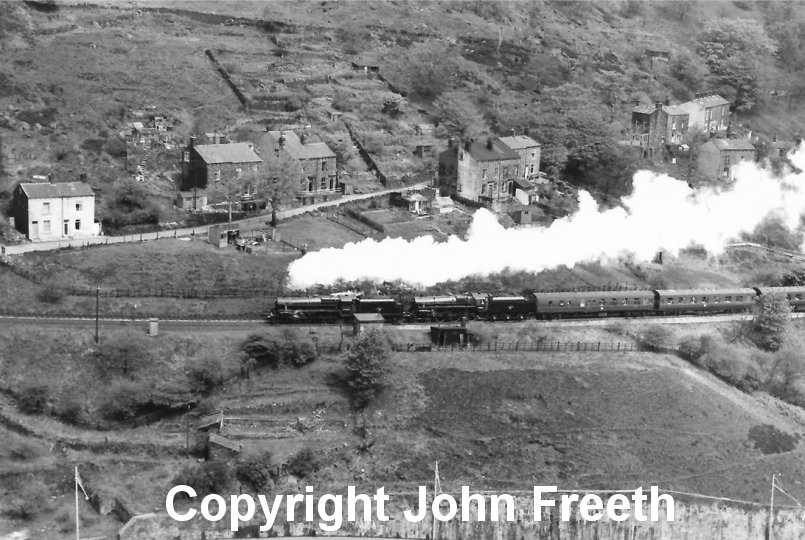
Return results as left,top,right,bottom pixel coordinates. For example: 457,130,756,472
1,312,803,331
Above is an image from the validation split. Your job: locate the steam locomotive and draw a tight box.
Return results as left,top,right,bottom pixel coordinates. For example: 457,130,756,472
265,286,805,324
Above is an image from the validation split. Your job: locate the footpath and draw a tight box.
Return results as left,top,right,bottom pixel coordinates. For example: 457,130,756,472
2,184,426,255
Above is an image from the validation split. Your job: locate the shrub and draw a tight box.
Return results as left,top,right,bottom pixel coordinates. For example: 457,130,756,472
174,461,234,497
18,383,49,413
343,330,390,408
750,291,792,351
56,395,85,425
104,137,126,158
677,334,706,362
36,286,64,304
639,325,673,352
235,451,274,490
93,331,153,376
242,333,318,369
188,356,223,394
286,448,320,479
100,379,151,421
2,477,52,520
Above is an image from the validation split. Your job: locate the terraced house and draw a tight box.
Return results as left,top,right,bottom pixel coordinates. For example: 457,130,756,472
630,101,690,157
181,137,262,191
13,181,100,241
438,137,521,209
261,130,338,204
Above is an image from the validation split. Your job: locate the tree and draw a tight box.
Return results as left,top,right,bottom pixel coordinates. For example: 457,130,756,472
235,451,274,490
343,330,390,408
433,90,488,139
384,41,466,100
751,291,791,351
249,155,303,226
381,94,405,118
94,331,153,376
697,19,778,112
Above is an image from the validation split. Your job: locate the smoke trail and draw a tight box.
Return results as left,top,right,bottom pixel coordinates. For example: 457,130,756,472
288,148,805,288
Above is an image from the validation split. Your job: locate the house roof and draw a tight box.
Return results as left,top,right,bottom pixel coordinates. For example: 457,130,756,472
268,131,336,160
512,177,534,190
20,182,94,199
193,143,262,164
466,139,520,162
497,135,540,150
662,105,687,116
632,104,657,115
403,193,428,202
711,138,755,151
691,94,730,108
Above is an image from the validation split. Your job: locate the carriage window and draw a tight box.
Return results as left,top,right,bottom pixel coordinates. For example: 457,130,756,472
622,298,628,305
567,301,574,307
634,298,642,305
667,298,674,304
797,294,803,301
702,296,708,303
713,297,720,303
579,301,586,307
559,301,564,306
725,296,732,302
736,296,743,301
548,301,553,305
678,297,684,304
690,297,696,304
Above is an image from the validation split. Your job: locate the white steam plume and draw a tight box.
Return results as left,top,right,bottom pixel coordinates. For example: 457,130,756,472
288,148,805,288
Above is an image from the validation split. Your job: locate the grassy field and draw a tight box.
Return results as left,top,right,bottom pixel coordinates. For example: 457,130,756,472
2,319,805,537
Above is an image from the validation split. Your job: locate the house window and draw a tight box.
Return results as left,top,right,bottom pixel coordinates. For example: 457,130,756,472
76,202,82,212
75,220,81,230
481,183,487,195
214,170,221,182
320,177,327,190
43,220,51,233
530,164,535,174
42,202,50,214
329,176,335,190
183,151,190,162
514,166,519,177
236,168,242,179
459,151,464,160
321,161,326,172
274,149,280,158
482,169,487,179
503,167,509,178
64,220,69,235
307,177,314,192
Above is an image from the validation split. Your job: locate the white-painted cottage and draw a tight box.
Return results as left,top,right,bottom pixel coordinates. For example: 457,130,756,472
13,181,100,241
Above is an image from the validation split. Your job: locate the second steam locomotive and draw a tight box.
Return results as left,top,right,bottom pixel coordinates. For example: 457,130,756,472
266,286,805,324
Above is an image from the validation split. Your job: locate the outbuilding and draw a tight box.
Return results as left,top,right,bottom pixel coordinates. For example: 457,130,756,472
353,312,385,336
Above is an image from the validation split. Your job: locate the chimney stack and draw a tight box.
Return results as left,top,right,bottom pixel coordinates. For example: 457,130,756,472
655,102,662,110
486,138,494,150
664,95,670,106
464,141,471,151
299,133,307,145
278,132,286,148
189,135,196,148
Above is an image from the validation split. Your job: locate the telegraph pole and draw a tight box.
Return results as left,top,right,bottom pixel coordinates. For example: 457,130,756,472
94,286,100,344
769,474,775,540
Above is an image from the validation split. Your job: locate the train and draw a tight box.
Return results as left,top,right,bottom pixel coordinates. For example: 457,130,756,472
265,286,805,324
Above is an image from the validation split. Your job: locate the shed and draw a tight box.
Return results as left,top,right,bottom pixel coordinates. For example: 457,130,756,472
197,410,224,432
208,433,242,460
208,222,240,248
176,190,207,210
430,324,469,346
353,312,385,336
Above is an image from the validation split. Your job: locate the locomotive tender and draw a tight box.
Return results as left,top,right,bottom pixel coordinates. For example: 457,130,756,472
265,286,805,324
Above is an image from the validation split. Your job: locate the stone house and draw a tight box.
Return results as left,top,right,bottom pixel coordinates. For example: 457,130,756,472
261,130,338,204
497,134,541,181
678,93,730,134
438,138,521,208
13,181,99,241
696,138,756,181
180,138,262,192
630,102,689,157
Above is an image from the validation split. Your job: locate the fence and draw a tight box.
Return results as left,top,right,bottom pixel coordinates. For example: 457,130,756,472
393,341,640,353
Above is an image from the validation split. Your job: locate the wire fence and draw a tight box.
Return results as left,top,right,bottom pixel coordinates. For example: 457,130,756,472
393,341,640,353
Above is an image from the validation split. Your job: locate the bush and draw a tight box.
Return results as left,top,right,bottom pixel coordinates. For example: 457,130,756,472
93,331,154,376
188,356,223,394
2,477,52,521
242,333,318,369
286,448,320,479
235,451,274,490
36,286,64,304
100,379,151,421
343,330,390,408
639,325,673,352
750,292,792,351
174,461,234,497
18,383,49,413
677,334,706,362
56,395,85,425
